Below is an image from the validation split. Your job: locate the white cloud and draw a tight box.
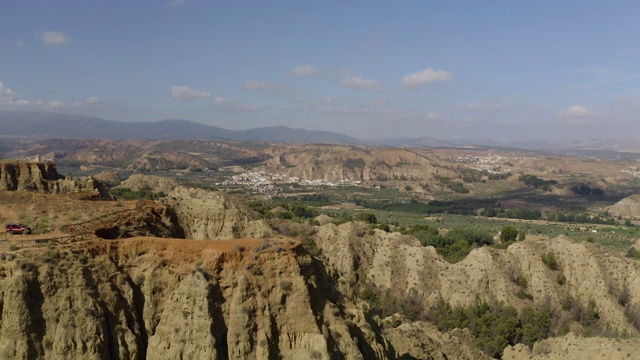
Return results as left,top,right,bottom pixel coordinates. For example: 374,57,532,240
213,97,231,106
171,86,211,100
16,39,27,48
464,100,506,111
0,82,23,105
71,97,101,107
339,76,384,91
86,96,100,104
401,67,453,88
426,112,441,120
211,97,262,112
41,30,71,45
557,105,591,118
289,65,318,77
242,81,280,91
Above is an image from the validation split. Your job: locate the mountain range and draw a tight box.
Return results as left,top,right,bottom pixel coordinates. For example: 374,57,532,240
1,111,639,154
0,111,361,144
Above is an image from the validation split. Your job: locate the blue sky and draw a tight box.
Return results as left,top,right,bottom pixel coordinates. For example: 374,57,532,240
1,0,640,141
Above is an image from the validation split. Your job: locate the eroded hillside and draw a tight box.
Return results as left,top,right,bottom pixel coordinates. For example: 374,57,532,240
309,221,640,358
265,144,456,183
0,237,392,359
3,175,640,359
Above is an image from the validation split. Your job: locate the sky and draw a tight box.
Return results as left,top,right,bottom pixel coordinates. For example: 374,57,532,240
1,0,640,142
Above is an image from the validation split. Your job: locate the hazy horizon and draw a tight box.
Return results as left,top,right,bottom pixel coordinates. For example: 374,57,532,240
1,1,640,142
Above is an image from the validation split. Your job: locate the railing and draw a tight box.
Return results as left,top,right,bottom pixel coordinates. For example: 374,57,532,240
2,206,141,250
61,207,139,235
1,232,90,249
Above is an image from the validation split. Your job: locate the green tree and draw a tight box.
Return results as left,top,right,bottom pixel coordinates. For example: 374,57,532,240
289,203,318,219
520,306,551,347
500,226,518,243
483,207,496,217
355,212,377,224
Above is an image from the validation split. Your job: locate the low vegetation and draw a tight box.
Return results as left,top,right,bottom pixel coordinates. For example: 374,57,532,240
428,300,552,358
404,224,493,263
109,186,166,200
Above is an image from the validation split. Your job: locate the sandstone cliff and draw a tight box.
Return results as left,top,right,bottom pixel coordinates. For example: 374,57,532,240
0,160,106,197
162,186,271,240
0,237,393,359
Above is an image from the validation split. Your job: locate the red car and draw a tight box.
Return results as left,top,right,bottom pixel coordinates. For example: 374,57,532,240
6,224,31,235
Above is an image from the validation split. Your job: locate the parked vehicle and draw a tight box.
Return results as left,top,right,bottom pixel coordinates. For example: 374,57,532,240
6,224,31,235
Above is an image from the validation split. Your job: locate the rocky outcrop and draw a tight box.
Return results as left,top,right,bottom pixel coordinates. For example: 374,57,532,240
0,161,62,192
0,237,394,359
93,200,185,239
116,174,178,194
162,186,270,240
503,333,640,360
93,171,122,188
384,322,491,360
0,160,107,197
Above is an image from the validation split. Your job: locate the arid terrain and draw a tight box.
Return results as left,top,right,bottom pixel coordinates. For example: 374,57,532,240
2,140,640,359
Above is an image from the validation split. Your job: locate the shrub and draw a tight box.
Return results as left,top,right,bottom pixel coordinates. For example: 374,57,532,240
561,295,575,311
541,252,559,270
514,275,528,288
580,299,600,332
516,288,533,300
626,248,640,260
556,274,567,285
518,230,526,241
